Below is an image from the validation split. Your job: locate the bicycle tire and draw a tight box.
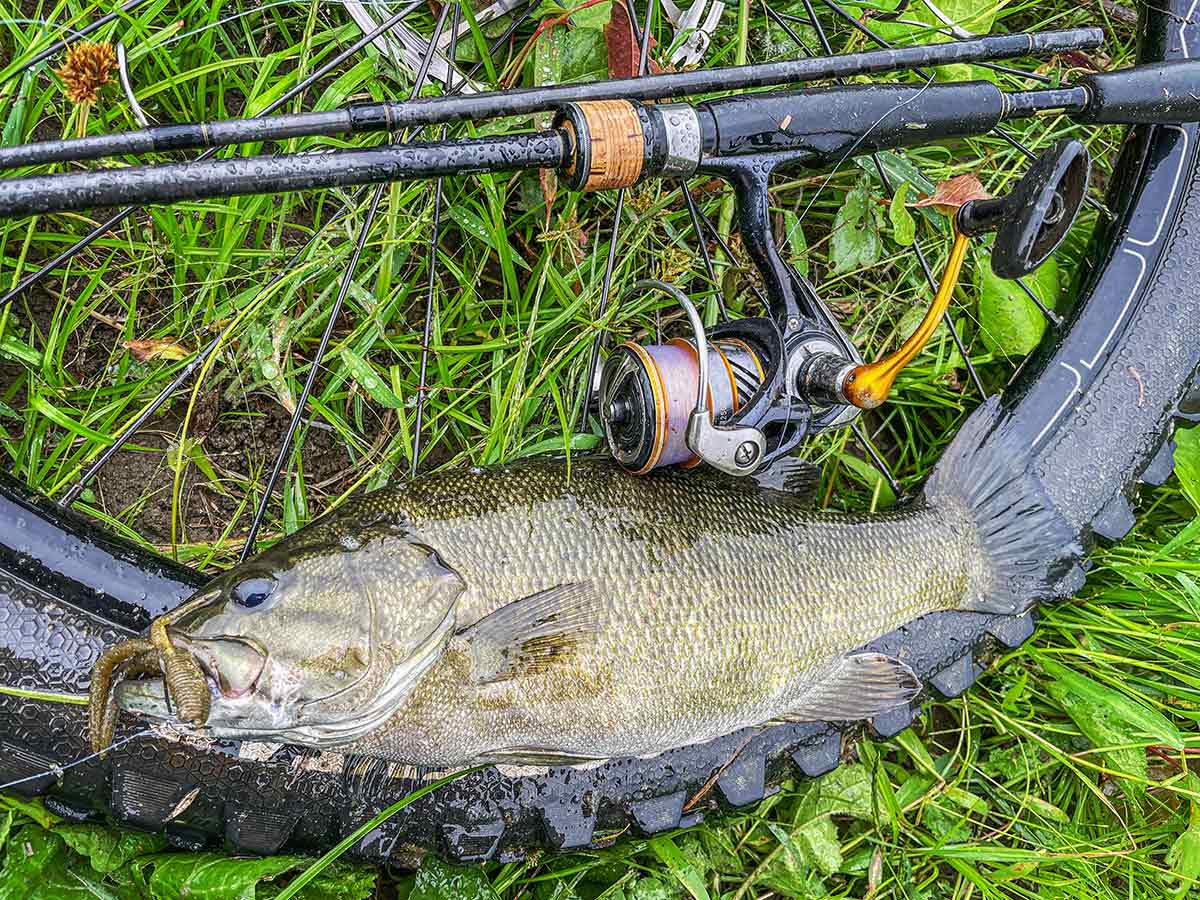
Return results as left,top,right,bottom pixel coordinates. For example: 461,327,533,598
1,0,1198,864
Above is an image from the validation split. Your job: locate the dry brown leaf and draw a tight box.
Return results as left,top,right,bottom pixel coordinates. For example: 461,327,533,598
913,174,991,216
125,338,192,362
605,0,661,78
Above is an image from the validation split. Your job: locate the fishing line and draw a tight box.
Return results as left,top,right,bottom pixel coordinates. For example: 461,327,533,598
795,69,937,227
0,729,154,791
0,684,87,705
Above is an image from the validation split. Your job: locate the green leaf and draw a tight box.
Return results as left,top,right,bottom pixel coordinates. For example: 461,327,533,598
561,28,607,82
1167,829,1200,893
1043,657,1183,798
1175,426,1200,512
2,65,39,146
1042,658,1183,749
410,857,499,900
976,250,1058,356
783,210,810,277
649,835,710,900
0,826,138,900
889,182,916,247
838,452,896,508
0,794,57,829
340,348,404,409
854,150,936,195
697,828,742,875
57,824,167,874
761,820,838,894
832,179,883,274
568,0,613,31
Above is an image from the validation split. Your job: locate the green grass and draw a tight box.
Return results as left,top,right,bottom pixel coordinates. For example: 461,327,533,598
3,0,1200,896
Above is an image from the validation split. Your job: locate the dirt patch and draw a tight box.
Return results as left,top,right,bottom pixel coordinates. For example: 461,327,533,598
91,391,352,556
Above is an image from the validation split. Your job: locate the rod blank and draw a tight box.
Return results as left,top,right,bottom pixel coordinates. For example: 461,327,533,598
0,132,567,219
0,27,1102,171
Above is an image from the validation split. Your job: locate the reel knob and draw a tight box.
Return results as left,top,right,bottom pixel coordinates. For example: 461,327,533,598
956,139,1089,279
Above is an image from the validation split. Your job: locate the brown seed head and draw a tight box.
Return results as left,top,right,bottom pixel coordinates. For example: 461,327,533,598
56,42,117,104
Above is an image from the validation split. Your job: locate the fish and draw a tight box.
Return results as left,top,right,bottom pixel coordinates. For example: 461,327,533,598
98,398,1079,765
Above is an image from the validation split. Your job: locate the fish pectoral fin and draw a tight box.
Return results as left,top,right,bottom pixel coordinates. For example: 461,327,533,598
778,653,922,722
462,581,605,684
481,746,608,766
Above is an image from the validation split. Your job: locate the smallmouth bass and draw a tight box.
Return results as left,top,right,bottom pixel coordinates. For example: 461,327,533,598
98,400,1079,765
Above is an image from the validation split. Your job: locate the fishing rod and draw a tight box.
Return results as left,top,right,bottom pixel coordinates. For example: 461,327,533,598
0,27,1101,170
0,62,1194,220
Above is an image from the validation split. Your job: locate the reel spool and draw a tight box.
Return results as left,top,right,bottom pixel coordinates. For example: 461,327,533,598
601,337,765,474
598,279,771,476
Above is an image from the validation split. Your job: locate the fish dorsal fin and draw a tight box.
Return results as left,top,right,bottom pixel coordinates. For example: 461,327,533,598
777,653,922,722
462,582,605,685
691,455,820,506
751,456,820,505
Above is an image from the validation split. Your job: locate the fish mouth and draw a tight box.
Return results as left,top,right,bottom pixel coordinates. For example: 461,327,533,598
168,629,268,700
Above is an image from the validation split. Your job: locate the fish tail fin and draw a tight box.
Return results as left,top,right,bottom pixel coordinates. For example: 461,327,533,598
922,397,1083,615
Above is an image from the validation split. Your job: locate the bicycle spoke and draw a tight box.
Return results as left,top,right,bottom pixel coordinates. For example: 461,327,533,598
241,2,456,558
0,0,429,311
576,0,658,432
681,185,729,323
411,7,464,479
850,421,903,499
1015,275,1062,324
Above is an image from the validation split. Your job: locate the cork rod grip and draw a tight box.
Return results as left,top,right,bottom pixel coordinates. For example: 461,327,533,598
556,100,645,192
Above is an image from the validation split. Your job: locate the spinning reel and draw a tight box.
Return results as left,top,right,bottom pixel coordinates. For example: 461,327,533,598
595,137,1090,476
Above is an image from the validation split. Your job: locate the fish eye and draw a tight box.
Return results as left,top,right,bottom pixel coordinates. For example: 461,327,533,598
230,576,277,610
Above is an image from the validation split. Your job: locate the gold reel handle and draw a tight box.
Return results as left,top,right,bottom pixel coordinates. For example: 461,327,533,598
841,230,971,410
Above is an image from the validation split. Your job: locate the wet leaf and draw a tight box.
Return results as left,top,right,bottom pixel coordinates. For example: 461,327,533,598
341,348,404,409
889,181,916,246
124,337,192,362
561,27,607,81
605,0,657,78
0,826,135,900
1043,657,1182,799
56,825,166,874
529,25,564,224
832,178,884,273
410,857,500,900
248,321,295,414
1175,426,1200,513
913,174,991,216
783,210,809,277
649,835,710,900
2,64,39,146
976,249,1057,356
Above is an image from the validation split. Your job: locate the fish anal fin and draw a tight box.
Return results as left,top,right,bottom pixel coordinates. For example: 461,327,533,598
778,653,922,723
464,582,604,685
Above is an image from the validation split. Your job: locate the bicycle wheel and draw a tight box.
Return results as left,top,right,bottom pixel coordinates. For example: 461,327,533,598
0,0,1197,865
